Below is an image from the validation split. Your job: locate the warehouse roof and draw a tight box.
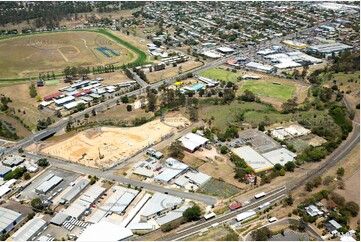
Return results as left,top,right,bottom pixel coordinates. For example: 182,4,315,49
133,167,154,178
100,186,138,215
178,133,209,151
0,186,11,198
63,100,87,110
246,62,274,71
50,212,70,226
154,160,188,183
236,210,256,221
127,222,153,230
80,185,106,204
53,96,75,105
77,221,133,241
13,217,47,241
60,179,90,204
308,43,352,53
140,192,182,218
121,194,151,227
2,157,25,166
232,146,274,173
155,205,189,226
44,92,62,101
262,148,296,166
0,207,23,232
0,165,11,175
217,47,235,53
186,171,211,187
36,175,63,194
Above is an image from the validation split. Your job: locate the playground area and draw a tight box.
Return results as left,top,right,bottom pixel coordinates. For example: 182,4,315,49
32,116,189,168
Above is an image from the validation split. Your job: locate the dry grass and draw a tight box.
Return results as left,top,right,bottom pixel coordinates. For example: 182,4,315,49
146,60,203,83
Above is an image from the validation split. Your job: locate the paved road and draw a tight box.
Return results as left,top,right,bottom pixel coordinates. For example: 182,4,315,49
130,70,149,88
23,152,217,205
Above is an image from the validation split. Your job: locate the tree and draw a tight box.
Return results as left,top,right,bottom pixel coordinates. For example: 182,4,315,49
323,176,333,185
220,146,228,154
121,95,129,103
279,168,285,176
23,172,31,180
251,227,272,241
258,122,265,131
76,102,86,112
168,141,184,160
345,201,359,217
31,198,44,210
240,89,256,102
281,97,298,113
274,163,283,171
37,158,49,167
29,83,37,98
284,194,294,205
54,110,62,118
147,92,157,112
183,205,202,222
127,104,132,112
284,161,295,172
4,167,27,180
189,107,198,121
337,167,345,177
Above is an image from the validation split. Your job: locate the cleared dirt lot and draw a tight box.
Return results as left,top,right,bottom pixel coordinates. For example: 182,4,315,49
34,116,189,168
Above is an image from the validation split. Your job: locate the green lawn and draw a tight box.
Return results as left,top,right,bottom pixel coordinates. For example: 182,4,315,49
239,80,295,100
199,68,241,82
45,80,60,85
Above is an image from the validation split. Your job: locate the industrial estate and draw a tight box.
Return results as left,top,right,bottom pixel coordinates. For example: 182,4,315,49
0,1,359,241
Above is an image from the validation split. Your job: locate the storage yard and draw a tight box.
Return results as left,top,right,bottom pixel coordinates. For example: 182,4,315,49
33,117,189,168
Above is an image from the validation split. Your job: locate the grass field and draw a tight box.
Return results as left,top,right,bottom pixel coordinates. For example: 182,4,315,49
0,29,148,80
45,80,60,85
199,68,242,82
197,100,274,132
239,80,295,100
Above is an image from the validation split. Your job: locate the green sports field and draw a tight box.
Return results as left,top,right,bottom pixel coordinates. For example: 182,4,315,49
239,80,295,100
199,68,241,82
45,80,60,85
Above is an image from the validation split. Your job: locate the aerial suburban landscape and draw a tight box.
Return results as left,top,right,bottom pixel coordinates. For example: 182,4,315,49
0,1,359,241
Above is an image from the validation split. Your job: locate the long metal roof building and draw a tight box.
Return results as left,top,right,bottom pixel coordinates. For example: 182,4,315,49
12,217,47,241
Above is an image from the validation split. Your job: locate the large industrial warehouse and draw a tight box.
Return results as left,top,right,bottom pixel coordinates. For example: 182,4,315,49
0,207,23,235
